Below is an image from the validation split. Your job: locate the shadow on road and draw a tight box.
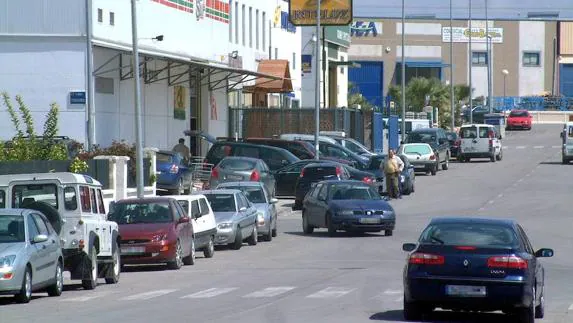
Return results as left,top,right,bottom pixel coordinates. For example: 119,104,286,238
539,161,569,165
284,231,386,239
370,309,511,322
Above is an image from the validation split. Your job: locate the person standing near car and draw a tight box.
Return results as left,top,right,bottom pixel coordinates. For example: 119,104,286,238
172,138,190,163
381,149,404,199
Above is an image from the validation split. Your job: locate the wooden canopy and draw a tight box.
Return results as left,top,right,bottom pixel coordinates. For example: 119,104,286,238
243,59,293,93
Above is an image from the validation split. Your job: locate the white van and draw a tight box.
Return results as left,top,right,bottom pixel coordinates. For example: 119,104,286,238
560,122,573,164
459,124,503,162
165,195,217,258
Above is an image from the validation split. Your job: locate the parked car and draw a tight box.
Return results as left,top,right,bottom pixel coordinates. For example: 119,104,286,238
402,217,553,322
215,182,278,242
319,132,376,157
0,209,64,303
506,109,532,130
166,195,217,259
156,150,192,194
208,156,276,196
301,180,396,236
204,142,300,171
293,162,351,210
366,154,415,195
279,133,370,166
560,122,573,164
109,197,196,270
398,143,441,176
446,131,460,158
404,128,450,171
459,124,503,162
202,190,258,250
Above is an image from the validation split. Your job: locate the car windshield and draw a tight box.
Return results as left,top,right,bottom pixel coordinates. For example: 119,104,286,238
329,184,381,200
220,187,267,204
419,223,519,248
12,184,58,209
403,144,432,155
219,158,256,171
406,132,436,144
303,166,338,180
343,139,370,154
108,202,172,224
0,215,25,243
510,111,529,117
367,156,385,170
204,194,237,212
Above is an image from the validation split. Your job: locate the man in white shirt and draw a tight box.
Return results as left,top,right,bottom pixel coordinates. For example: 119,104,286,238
381,149,404,199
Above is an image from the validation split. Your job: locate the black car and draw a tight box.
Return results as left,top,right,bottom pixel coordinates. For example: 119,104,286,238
446,131,460,158
402,217,553,322
301,180,396,236
204,142,300,171
404,128,451,171
365,154,415,195
293,163,350,210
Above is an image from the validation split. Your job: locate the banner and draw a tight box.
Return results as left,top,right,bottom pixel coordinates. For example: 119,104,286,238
301,55,312,73
288,0,353,26
442,27,503,43
174,86,187,120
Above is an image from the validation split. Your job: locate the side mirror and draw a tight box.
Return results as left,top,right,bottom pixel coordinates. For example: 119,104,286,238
239,206,247,212
270,198,279,204
32,234,49,244
534,248,554,258
402,243,416,252
179,217,190,223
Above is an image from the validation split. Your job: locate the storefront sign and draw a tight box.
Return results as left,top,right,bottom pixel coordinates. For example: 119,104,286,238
301,55,312,73
69,91,86,105
324,26,351,48
288,0,353,26
210,93,218,120
174,86,187,120
351,21,382,37
442,27,504,43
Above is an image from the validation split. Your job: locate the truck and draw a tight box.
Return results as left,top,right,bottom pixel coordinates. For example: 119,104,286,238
0,172,120,290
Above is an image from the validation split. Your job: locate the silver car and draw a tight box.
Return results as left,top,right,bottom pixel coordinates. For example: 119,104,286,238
202,190,258,250
0,209,64,303
215,182,279,242
397,143,440,176
208,157,277,196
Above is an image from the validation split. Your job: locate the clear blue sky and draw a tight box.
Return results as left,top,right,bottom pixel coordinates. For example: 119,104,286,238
353,0,573,20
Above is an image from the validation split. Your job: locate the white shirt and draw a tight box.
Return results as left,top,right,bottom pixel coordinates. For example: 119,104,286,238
381,155,405,173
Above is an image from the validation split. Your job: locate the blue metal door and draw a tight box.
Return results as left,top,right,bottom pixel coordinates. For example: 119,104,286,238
372,112,384,153
388,115,399,150
561,64,573,97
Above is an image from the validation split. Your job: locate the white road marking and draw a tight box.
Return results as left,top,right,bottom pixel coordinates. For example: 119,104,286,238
518,178,524,183
478,207,485,211
568,303,573,311
516,146,526,149
534,146,544,149
488,200,495,204
497,193,504,198
181,287,238,299
503,146,509,149
552,145,561,149
121,289,177,301
306,287,356,299
243,286,295,298
383,289,402,295
61,292,116,302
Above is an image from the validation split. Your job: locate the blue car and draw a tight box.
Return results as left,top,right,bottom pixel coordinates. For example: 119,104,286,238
402,217,554,322
156,150,192,194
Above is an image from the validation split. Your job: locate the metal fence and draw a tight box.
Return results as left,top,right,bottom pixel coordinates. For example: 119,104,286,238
493,96,573,111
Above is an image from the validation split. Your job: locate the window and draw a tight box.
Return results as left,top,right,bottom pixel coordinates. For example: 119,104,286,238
317,185,328,201
242,5,245,46
108,202,173,224
523,52,540,67
235,2,239,44
292,52,296,70
12,184,58,209
109,12,115,26
26,214,40,240
0,215,24,242
191,200,201,218
262,11,266,50
64,187,78,211
80,186,91,212
204,193,236,212
229,0,233,42
97,190,106,214
0,190,5,208
249,7,253,48
90,189,98,213
472,51,488,65
199,198,210,215
255,9,259,50
419,223,519,248
97,8,103,23
32,214,49,236
173,202,183,221
275,48,278,59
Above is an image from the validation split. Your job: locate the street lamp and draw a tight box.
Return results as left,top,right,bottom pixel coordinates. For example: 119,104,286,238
502,69,509,109
131,0,144,198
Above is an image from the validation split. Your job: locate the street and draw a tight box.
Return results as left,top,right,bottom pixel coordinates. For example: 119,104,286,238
1,124,572,323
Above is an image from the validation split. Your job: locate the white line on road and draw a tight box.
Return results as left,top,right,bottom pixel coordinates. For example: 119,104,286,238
533,146,544,149
552,145,562,149
61,292,116,302
516,146,526,149
121,289,177,301
568,303,573,311
181,288,238,299
518,178,524,182
243,287,295,298
306,287,356,299
383,289,402,295
503,146,509,149
488,200,495,204
497,193,504,198
478,207,485,211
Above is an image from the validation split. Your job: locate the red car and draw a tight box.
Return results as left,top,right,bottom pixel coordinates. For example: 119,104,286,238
109,197,195,270
506,110,532,130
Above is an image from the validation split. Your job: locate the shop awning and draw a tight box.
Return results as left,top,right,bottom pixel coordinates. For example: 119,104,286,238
243,60,293,94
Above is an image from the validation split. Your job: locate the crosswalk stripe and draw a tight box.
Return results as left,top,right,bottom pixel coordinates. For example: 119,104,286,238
181,288,238,299
552,145,562,149
243,286,295,298
533,146,544,149
306,287,356,299
516,146,526,149
120,289,177,301
61,292,115,302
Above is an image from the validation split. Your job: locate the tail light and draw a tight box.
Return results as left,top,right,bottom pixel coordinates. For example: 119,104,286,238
250,170,260,181
169,164,179,174
211,167,219,179
487,256,528,269
362,177,373,184
429,154,436,160
300,168,305,178
336,166,343,176
409,252,445,265
455,246,477,251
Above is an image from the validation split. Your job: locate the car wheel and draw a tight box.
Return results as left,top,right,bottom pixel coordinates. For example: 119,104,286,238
535,286,545,319
562,157,568,164
248,225,258,246
516,287,535,323
272,221,278,237
327,213,336,237
302,211,314,234
183,238,196,265
442,157,449,170
490,154,496,162
81,246,98,290
496,149,503,161
264,225,273,242
385,230,393,236
167,240,183,270
203,236,215,258
229,228,243,250
430,165,437,176
403,297,424,321
47,260,64,297
105,241,120,284
15,267,32,303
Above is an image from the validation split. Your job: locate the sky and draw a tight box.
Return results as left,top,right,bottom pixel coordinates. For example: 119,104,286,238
352,0,573,20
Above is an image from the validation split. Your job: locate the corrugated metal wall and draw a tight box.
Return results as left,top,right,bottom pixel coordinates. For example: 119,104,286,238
0,0,85,35
348,61,384,107
560,22,573,55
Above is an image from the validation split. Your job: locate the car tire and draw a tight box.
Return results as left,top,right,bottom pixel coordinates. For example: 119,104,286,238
264,225,273,242
167,240,183,270
302,211,314,234
496,149,503,161
248,225,258,246
562,157,568,164
411,182,415,193
430,165,437,176
327,213,336,237
490,154,496,162
403,297,424,321
47,260,64,297
516,287,536,323
105,241,120,284
229,228,243,250
535,286,545,319
272,221,278,237
81,246,98,290
385,230,393,236
15,267,32,304
442,157,449,170
182,238,196,265
203,236,215,258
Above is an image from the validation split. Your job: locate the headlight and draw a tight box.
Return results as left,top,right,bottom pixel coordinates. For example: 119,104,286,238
218,223,233,230
257,212,265,225
0,255,16,268
337,210,354,216
151,233,168,242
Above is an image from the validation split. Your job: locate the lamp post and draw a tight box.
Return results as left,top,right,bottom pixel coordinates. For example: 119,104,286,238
130,0,144,198
314,0,321,159
449,0,455,131
400,0,406,142
502,69,509,109
487,34,493,112
468,0,473,124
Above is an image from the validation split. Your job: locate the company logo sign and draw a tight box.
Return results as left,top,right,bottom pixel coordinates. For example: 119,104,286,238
288,0,353,26
351,21,382,37
442,27,503,43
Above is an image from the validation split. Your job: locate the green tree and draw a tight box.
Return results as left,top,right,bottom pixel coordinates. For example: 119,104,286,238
348,82,374,110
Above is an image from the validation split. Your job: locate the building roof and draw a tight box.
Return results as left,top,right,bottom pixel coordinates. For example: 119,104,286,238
243,60,293,94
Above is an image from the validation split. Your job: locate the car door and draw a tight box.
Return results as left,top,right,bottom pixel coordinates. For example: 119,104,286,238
172,202,191,255
437,130,450,161
258,161,275,196
460,126,479,153
315,184,330,227
35,213,60,278
518,225,543,297
303,184,320,223
274,162,306,196
234,193,249,236
199,197,216,231
27,213,52,283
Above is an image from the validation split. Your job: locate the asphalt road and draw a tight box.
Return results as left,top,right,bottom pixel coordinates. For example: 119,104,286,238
2,124,572,323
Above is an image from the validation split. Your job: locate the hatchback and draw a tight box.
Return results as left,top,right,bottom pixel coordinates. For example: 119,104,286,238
293,163,350,210
208,156,276,196
506,110,532,130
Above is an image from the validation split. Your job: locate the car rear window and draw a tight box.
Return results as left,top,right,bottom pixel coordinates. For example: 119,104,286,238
108,202,173,225
204,194,236,212
403,144,432,155
460,127,488,139
303,166,338,180
219,158,256,171
509,111,529,117
419,223,519,248
156,153,173,163
406,132,436,144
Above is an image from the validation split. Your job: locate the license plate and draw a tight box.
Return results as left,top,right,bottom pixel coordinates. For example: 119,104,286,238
359,218,380,224
226,175,242,180
445,285,486,297
121,247,145,254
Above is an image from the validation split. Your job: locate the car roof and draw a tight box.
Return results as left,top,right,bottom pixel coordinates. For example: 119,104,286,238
116,197,174,204
410,128,441,133
302,162,339,168
510,109,529,113
319,179,369,185
429,217,517,227
460,123,493,127
215,141,283,151
216,181,264,188
163,194,207,200
0,172,102,186
401,143,432,147
0,209,27,216
200,189,242,195
220,156,260,162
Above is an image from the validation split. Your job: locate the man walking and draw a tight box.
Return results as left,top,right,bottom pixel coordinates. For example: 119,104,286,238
381,149,404,199
172,138,190,163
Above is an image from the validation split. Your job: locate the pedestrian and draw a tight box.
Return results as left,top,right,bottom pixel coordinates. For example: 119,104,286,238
172,138,190,163
381,149,404,199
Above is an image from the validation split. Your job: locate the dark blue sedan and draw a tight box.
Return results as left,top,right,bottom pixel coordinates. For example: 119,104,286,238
301,180,396,236
156,150,192,194
402,217,553,322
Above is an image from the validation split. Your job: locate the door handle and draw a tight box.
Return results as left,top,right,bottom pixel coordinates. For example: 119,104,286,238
42,245,47,250
51,240,56,244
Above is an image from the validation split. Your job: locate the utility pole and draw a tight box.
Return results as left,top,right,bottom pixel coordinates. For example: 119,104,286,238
449,0,455,130
400,0,406,141
486,0,493,113
314,0,321,159
469,0,473,124
131,0,144,198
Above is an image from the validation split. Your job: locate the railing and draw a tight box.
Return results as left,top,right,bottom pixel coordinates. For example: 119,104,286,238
189,156,213,191
493,96,573,111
